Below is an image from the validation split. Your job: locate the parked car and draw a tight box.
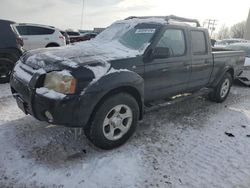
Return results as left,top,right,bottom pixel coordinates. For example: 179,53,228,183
81,32,97,41
66,31,82,43
60,30,71,45
10,15,245,149
11,23,66,50
214,38,248,48
225,43,250,67
0,19,24,83
66,31,96,43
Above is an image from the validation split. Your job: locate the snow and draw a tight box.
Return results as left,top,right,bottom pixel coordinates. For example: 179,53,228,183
36,88,66,99
245,57,250,67
1,71,250,187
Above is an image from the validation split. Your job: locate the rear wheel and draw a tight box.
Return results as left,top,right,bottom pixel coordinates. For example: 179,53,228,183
0,58,14,83
85,93,139,150
209,72,232,103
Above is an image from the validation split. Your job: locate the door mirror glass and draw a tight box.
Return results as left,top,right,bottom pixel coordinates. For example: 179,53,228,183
152,47,170,59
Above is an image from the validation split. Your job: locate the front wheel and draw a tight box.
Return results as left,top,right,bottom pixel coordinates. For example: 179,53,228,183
209,73,232,103
85,93,139,150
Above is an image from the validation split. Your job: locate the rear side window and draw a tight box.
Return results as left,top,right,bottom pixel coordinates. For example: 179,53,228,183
16,26,28,35
156,29,186,57
27,26,55,35
191,31,207,55
16,26,55,35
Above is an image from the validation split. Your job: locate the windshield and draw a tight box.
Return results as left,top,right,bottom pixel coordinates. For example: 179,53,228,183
95,22,158,50
226,45,250,57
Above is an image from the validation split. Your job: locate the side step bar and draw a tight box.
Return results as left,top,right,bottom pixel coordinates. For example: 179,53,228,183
145,88,213,113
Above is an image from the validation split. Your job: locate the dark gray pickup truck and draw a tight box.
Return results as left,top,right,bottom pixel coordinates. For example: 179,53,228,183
10,16,245,149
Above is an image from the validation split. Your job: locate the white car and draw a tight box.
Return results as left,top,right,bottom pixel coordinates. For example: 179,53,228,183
225,43,250,67
214,39,248,48
11,23,66,51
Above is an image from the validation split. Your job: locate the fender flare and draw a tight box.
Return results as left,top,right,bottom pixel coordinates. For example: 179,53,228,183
78,70,144,127
210,66,234,88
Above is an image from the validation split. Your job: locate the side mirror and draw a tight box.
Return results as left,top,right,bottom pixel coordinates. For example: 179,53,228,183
151,47,171,59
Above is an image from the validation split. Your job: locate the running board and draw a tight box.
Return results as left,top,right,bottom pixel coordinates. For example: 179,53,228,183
145,88,213,113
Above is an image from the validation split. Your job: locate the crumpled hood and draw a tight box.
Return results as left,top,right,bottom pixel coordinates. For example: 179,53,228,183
21,40,141,71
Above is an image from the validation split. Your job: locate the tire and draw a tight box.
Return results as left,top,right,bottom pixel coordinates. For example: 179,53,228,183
46,43,60,48
209,72,232,103
85,93,139,150
0,58,14,84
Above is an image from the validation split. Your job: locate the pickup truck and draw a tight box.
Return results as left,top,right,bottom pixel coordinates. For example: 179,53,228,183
10,16,245,149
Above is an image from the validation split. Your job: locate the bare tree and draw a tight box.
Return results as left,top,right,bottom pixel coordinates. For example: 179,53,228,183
230,21,246,38
217,24,230,40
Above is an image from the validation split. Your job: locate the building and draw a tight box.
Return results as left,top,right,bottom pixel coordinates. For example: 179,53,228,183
244,9,250,40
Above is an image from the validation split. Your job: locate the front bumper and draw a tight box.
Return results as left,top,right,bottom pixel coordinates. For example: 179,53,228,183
10,73,95,128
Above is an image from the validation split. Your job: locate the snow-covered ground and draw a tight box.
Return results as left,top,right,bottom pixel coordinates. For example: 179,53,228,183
1,79,250,187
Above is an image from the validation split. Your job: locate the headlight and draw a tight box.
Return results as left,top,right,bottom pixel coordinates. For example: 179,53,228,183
44,70,77,94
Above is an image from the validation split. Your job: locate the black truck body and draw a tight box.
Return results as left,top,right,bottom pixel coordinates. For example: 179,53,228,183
10,16,245,149
0,19,24,83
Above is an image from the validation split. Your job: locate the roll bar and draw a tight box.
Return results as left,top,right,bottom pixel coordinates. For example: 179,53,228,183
125,15,200,27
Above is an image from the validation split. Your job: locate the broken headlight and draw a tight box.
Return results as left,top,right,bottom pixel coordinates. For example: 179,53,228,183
44,71,77,94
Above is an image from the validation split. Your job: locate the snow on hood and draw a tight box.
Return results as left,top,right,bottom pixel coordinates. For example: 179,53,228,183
22,17,166,70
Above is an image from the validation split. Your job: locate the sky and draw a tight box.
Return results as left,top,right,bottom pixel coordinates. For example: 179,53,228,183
0,0,249,31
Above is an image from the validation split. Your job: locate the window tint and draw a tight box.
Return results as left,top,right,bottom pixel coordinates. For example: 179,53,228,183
27,26,55,35
191,31,207,55
16,26,28,35
156,29,186,57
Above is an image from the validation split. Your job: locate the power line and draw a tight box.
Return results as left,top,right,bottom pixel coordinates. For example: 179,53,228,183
203,19,218,37
80,0,85,29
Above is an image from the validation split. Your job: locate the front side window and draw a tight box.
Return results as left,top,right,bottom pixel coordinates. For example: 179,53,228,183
156,29,186,57
191,31,207,55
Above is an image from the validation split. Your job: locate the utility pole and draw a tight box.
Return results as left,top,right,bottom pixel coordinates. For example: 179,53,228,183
203,19,217,38
80,0,85,29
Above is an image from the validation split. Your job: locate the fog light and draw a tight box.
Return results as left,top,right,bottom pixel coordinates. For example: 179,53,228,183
45,111,53,123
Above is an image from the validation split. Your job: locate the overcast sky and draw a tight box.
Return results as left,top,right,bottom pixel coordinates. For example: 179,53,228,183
1,0,249,31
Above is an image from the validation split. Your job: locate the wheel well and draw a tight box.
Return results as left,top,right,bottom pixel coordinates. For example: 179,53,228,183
46,43,60,47
227,68,234,79
87,86,143,127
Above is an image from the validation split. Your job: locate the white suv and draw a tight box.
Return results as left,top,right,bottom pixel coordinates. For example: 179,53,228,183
11,23,66,51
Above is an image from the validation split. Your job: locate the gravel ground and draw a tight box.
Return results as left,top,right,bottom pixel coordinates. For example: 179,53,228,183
1,79,250,188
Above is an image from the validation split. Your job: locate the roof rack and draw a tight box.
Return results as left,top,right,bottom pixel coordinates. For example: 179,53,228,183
125,15,200,27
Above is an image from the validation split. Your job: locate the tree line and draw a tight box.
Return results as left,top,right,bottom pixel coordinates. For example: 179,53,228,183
217,21,246,40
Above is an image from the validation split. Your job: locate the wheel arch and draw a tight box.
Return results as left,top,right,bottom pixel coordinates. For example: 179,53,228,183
87,85,144,128
46,42,60,47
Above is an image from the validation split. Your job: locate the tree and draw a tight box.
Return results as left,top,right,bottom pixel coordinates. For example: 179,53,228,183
217,24,230,40
230,21,246,38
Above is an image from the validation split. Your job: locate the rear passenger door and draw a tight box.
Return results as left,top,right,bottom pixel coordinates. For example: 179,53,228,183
144,26,192,101
188,30,213,90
